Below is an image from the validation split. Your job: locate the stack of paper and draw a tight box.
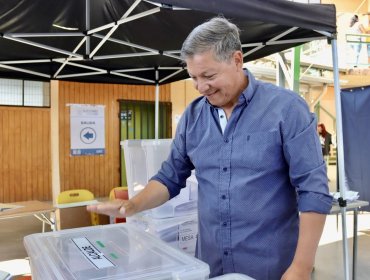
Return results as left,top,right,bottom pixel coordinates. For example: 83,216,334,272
331,191,359,202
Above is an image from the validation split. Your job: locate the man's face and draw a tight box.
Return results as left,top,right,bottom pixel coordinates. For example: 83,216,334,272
186,50,244,109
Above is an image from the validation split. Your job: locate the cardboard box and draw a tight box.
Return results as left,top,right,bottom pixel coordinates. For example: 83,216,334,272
56,203,109,230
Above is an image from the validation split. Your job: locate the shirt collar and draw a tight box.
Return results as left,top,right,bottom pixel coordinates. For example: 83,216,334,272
241,68,257,105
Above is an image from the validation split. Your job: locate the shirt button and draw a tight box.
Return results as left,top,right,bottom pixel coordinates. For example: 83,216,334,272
223,167,227,172
224,139,229,143
223,222,227,227
221,195,226,200
224,251,229,256
220,115,224,118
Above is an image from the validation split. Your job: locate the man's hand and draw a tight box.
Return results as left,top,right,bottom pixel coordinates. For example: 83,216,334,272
281,263,312,280
87,180,170,218
87,199,136,217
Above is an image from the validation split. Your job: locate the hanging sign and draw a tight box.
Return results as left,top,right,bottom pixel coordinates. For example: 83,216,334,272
70,104,105,156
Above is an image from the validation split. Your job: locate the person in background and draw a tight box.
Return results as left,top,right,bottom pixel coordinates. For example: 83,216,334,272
348,14,366,67
317,123,332,176
88,17,332,280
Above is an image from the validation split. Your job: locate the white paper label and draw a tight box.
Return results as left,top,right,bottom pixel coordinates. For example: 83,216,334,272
178,221,197,253
72,237,115,269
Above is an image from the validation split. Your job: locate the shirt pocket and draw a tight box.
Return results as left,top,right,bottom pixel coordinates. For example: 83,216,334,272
239,130,283,172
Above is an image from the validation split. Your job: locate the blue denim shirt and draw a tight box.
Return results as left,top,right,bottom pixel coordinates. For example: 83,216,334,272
152,70,332,279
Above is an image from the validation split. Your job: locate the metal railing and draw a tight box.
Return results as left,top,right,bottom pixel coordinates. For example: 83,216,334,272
345,33,370,68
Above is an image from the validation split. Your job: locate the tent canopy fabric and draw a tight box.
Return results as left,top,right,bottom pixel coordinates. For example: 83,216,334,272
0,0,336,85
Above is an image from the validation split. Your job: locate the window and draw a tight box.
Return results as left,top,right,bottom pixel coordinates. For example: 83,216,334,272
0,78,50,107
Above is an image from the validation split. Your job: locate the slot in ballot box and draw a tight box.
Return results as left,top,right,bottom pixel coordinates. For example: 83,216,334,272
24,223,209,280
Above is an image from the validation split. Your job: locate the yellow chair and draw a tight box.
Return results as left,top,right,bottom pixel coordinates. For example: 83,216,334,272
57,189,99,227
109,187,128,223
57,189,95,204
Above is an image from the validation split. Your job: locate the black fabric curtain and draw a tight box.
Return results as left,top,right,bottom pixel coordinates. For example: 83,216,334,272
341,86,370,211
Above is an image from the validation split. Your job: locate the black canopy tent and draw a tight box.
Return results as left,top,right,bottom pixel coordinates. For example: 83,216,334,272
0,0,336,84
0,1,352,279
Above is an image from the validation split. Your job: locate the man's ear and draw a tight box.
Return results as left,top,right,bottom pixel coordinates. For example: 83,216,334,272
233,50,244,68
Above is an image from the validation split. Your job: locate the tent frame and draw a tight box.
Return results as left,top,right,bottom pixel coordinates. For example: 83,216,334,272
0,0,331,84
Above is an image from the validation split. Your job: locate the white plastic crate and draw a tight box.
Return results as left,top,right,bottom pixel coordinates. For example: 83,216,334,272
122,139,197,218
24,223,209,280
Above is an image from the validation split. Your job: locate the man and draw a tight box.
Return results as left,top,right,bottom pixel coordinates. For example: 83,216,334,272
88,17,332,280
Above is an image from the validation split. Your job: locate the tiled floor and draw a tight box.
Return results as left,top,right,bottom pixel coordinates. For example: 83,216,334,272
0,165,369,279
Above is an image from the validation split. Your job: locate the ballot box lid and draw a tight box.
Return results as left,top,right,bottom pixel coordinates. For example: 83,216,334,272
24,223,209,280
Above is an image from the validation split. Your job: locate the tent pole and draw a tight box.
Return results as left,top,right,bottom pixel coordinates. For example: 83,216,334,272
155,69,159,140
86,0,90,55
292,46,301,94
331,38,350,280
276,53,286,88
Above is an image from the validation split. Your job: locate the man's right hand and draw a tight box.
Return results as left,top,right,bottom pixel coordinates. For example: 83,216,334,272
87,180,170,218
86,199,136,218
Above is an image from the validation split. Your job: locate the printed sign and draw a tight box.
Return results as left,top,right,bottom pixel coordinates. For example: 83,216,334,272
70,104,105,156
72,237,115,269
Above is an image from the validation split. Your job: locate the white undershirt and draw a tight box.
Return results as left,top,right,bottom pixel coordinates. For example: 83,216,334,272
217,108,227,135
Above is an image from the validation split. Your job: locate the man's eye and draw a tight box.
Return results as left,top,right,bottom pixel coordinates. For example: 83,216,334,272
205,75,215,79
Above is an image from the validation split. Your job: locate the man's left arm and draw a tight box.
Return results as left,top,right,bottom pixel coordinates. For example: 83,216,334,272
281,97,332,279
281,212,326,280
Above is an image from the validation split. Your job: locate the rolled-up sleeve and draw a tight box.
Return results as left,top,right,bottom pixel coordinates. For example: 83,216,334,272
282,98,333,214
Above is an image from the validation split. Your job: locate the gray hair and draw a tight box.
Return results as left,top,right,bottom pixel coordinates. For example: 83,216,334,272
181,17,242,62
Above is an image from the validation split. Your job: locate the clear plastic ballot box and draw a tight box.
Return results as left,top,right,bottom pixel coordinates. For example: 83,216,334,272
24,223,210,280
122,139,198,219
128,213,198,255
211,273,255,279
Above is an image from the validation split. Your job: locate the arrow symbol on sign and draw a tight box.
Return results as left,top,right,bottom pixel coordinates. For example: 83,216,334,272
84,131,94,140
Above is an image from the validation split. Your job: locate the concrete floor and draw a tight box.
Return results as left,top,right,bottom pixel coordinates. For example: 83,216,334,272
0,165,369,279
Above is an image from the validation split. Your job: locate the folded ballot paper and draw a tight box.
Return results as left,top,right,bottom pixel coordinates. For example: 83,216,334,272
331,191,359,202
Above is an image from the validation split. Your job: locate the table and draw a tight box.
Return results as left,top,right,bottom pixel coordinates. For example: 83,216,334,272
330,200,369,280
0,200,55,232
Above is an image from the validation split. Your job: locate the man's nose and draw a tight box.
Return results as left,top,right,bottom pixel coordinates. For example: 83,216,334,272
196,79,210,93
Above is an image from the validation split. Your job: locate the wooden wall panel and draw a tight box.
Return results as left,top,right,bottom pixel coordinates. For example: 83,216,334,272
0,81,171,203
0,106,51,203
58,81,171,198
